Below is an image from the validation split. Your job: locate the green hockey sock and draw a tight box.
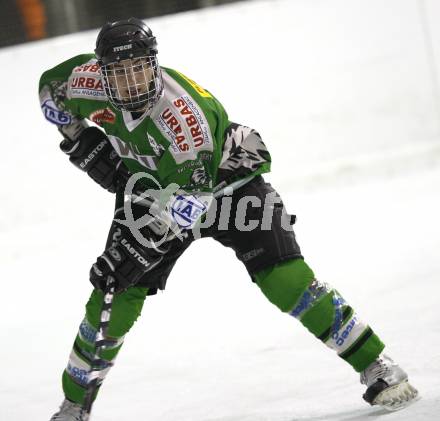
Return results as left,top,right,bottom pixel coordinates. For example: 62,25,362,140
254,258,384,372
62,286,150,404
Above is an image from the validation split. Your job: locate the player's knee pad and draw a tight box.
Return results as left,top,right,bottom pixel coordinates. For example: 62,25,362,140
254,258,316,312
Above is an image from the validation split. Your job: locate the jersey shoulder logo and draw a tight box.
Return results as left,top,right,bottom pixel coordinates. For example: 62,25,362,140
41,99,72,125
68,59,106,101
39,86,72,125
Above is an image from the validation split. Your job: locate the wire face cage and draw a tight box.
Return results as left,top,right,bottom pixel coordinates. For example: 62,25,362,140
100,55,163,112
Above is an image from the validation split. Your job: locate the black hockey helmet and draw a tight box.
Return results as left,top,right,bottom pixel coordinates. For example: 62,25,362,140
95,17,158,65
95,18,163,113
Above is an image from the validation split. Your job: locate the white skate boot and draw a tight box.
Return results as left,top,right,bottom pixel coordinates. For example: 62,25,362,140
361,353,419,411
49,399,89,421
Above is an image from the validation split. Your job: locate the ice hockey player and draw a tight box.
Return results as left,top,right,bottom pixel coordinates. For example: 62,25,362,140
39,18,419,421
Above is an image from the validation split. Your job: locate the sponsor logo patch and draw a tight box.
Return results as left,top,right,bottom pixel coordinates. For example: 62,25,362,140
79,318,97,344
154,95,212,160
73,63,100,74
332,315,358,347
171,195,207,228
41,99,72,125
71,76,103,90
173,96,210,148
89,108,116,125
67,363,89,386
159,107,190,153
289,280,329,319
69,76,106,100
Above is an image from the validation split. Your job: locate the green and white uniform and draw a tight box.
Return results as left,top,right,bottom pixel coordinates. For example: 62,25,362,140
39,54,271,193
39,55,385,405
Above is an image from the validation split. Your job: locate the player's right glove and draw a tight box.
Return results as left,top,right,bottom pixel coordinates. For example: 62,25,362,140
60,126,129,193
89,209,170,293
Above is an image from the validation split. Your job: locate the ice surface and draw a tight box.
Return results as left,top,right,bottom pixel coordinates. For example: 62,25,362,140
1,0,440,420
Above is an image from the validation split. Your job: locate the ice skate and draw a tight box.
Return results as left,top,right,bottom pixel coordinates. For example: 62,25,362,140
361,353,419,411
49,399,89,421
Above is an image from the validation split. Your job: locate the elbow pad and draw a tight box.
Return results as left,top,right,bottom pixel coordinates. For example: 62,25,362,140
60,127,128,193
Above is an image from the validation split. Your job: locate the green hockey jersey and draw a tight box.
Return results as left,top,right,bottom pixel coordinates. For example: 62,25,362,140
39,54,271,193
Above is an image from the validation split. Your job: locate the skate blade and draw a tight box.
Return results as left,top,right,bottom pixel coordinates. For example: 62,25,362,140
373,381,419,411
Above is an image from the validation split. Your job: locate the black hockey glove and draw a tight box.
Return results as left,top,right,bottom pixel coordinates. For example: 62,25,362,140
90,209,170,293
60,127,129,193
